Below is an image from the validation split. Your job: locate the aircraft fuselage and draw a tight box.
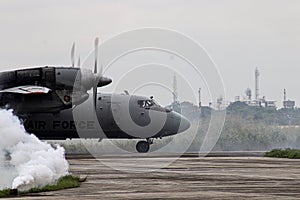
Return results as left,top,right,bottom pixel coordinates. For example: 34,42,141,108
21,93,190,140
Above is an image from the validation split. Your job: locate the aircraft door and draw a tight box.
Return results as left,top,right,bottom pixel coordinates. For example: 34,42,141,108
109,102,122,133
96,97,110,134
43,67,55,88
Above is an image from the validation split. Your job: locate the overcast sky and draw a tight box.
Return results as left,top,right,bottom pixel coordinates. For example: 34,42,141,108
0,0,299,107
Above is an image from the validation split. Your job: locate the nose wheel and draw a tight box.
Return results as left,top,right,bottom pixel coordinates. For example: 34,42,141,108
136,138,153,153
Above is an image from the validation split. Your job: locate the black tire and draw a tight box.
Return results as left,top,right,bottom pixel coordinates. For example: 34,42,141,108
136,141,150,153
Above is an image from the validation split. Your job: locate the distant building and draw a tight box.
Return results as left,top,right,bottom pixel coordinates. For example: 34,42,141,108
234,96,276,108
262,100,276,108
283,89,295,109
283,100,295,109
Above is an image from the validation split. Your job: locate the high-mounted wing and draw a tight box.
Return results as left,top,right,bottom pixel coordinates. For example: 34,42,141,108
0,85,51,94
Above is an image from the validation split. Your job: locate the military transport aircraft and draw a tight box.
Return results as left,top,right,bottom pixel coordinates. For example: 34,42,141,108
0,38,190,153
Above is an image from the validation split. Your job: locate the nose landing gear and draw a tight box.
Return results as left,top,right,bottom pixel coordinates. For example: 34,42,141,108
136,138,153,153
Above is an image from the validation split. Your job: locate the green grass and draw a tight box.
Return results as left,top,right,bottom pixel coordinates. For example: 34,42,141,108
0,175,82,198
265,148,300,159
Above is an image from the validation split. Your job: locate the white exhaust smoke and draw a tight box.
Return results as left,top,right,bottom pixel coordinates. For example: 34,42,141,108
0,109,69,191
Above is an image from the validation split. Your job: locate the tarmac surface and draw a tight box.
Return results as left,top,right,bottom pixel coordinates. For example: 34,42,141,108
9,152,300,200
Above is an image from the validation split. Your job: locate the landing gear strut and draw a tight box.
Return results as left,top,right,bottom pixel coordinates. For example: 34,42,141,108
136,138,153,153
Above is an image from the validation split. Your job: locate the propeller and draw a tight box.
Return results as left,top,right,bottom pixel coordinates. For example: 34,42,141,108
94,38,112,87
71,42,75,67
92,37,112,110
71,39,112,109
74,38,112,108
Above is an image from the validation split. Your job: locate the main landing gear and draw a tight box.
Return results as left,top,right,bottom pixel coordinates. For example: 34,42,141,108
136,138,153,153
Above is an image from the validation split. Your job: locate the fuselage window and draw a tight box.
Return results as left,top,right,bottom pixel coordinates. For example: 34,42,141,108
138,100,156,108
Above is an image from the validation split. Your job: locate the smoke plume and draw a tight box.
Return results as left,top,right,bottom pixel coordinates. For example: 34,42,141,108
0,109,69,191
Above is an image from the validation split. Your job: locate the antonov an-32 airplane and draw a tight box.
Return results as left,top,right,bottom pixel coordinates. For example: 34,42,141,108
0,38,190,153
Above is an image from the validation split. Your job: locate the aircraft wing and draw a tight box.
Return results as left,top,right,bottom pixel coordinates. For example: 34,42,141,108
0,85,51,94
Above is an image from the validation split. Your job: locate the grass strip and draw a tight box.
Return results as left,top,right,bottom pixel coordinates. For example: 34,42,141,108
265,148,300,159
0,175,82,198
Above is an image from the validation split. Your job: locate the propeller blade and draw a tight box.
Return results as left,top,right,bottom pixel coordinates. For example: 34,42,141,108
93,37,99,110
100,64,103,77
77,56,81,67
94,37,99,74
93,85,97,110
71,42,75,67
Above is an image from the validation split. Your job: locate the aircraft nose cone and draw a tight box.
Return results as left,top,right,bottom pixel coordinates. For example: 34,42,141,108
171,111,191,133
178,115,191,133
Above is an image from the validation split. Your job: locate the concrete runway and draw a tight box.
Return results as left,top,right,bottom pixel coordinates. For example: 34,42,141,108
10,153,300,200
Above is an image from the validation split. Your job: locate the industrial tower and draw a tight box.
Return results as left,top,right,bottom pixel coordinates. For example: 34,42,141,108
255,68,260,103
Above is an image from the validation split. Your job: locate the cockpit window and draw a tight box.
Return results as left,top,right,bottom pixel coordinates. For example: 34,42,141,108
137,100,157,108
